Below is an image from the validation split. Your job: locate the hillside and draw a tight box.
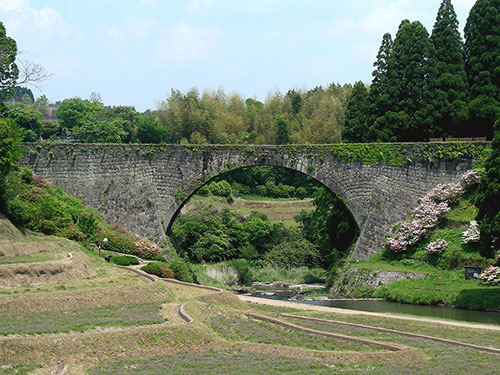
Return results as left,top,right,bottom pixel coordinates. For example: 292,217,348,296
330,177,500,311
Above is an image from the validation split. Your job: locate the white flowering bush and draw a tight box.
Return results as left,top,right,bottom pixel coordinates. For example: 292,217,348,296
478,266,500,285
461,220,480,244
427,239,448,254
461,170,482,187
387,181,464,253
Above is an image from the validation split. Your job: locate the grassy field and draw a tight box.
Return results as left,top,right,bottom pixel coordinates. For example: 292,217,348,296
182,195,314,227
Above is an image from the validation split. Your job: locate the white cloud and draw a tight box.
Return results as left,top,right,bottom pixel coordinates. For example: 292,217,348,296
0,0,67,45
327,0,421,42
186,0,216,13
0,0,30,12
155,22,222,64
105,26,122,39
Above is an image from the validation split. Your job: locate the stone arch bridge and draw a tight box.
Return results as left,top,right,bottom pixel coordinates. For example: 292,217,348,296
20,143,487,260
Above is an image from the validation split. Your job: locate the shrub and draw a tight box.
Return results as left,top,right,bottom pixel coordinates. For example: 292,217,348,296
161,267,175,278
264,239,320,269
478,266,500,285
140,262,165,277
462,220,480,244
228,259,253,285
427,239,448,254
110,255,140,266
387,180,466,252
167,258,197,283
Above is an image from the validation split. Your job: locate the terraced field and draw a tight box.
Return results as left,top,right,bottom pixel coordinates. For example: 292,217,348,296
0,215,499,375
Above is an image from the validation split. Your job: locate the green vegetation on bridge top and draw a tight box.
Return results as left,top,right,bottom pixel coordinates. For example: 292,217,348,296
23,141,491,168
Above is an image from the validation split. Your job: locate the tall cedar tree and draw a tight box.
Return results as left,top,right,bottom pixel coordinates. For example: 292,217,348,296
464,0,500,139
430,0,469,137
476,119,500,257
384,20,437,141
343,81,369,142
366,33,395,141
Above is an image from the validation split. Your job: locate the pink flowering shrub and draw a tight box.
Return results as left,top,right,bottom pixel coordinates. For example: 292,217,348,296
134,239,161,259
113,223,128,234
387,181,465,253
461,170,482,187
427,239,448,254
32,174,47,188
478,266,500,286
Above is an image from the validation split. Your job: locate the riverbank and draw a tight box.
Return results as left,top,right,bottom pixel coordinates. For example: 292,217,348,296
238,295,500,331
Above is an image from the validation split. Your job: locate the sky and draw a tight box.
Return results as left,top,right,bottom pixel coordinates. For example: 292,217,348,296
0,0,477,111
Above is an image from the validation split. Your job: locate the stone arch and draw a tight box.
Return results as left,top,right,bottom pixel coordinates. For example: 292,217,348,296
164,163,361,243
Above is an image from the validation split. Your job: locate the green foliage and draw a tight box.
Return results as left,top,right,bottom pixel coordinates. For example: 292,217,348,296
110,255,140,266
263,238,320,269
0,119,21,196
342,81,369,142
476,119,500,256
156,85,350,145
381,20,437,141
136,113,169,144
167,257,198,283
2,168,101,240
227,259,253,285
0,22,19,93
140,258,197,283
430,0,469,137
140,262,164,277
172,202,291,263
6,105,44,141
212,166,318,199
374,272,500,310
274,114,289,144
295,187,358,267
464,0,500,139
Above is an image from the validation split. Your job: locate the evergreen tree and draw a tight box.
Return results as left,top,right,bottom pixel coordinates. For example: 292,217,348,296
464,0,500,139
430,0,469,137
342,81,368,142
476,119,500,257
382,20,437,141
366,33,396,141
274,114,289,144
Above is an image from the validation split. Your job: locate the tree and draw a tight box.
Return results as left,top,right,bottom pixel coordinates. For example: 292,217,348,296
274,114,289,144
464,0,500,139
0,22,50,98
0,22,19,96
295,187,357,267
430,0,469,137
476,119,500,257
376,20,437,141
366,33,396,141
342,81,368,142
136,114,169,143
0,119,21,205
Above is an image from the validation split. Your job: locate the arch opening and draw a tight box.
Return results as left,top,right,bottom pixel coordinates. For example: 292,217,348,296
167,165,359,271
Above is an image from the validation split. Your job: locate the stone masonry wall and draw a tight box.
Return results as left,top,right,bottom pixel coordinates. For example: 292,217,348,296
19,143,482,260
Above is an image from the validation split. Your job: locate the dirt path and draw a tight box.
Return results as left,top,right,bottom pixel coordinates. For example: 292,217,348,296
238,295,500,332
